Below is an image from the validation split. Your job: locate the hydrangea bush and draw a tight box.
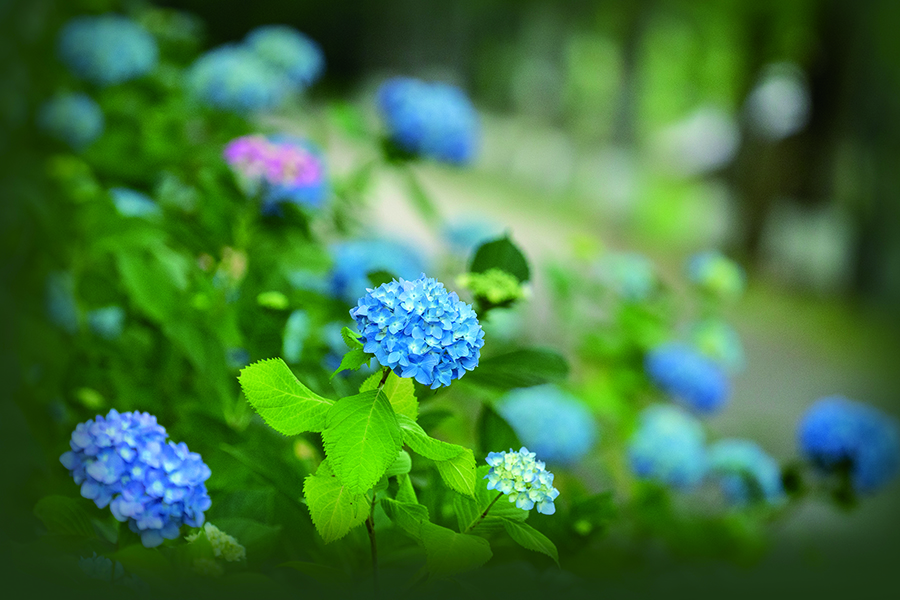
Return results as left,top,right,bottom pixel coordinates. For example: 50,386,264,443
38,93,104,149
58,14,159,86
645,342,731,414
707,439,785,506
485,447,560,514
628,404,708,489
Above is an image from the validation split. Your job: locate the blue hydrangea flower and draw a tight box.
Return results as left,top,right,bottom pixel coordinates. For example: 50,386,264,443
282,309,310,364
110,187,161,218
645,342,730,414
686,250,746,300
377,77,479,164
60,409,212,548
245,25,324,90
595,252,657,302
88,306,125,340
485,447,559,514
329,239,426,304
628,404,707,489
58,15,158,86
707,439,785,506
45,271,79,334
798,396,900,493
689,319,745,373
187,45,288,114
496,385,597,465
38,93,104,150
350,275,484,388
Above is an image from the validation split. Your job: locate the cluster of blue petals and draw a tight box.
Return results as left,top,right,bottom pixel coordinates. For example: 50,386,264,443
377,77,479,164
245,25,324,90
60,409,212,548
350,275,484,389
707,439,785,506
58,15,158,86
798,396,900,493
187,45,288,114
497,385,597,465
38,93,104,150
686,250,746,300
645,342,730,414
329,240,426,304
110,187,161,218
596,252,658,302
628,404,707,489
485,447,560,514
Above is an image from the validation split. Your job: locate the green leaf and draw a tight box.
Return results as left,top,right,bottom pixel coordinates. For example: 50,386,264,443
469,236,530,282
323,390,403,494
340,326,362,350
396,414,464,461
329,348,370,380
33,496,96,539
435,449,476,498
501,519,559,565
116,247,186,322
463,348,569,390
395,473,418,504
303,460,369,543
454,465,526,533
239,358,334,435
380,497,430,541
420,522,492,578
477,404,521,454
256,291,290,310
360,371,418,420
385,450,412,477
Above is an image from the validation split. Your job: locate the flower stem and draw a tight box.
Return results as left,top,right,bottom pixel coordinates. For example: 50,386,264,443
366,490,379,594
377,366,391,389
464,492,504,534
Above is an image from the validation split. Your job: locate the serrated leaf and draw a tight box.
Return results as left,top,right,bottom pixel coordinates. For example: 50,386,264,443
33,496,96,539
395,474,418,504
469,236,530,282
435,449,476,498
396,414,464,461
361,371,418,419
463,348,569,390
380,497,430,541
323,390,403,494
420,522,492,578
385,450,412,477
501,519,559,565
239,358,334,435
303,461,369,543
340,326,362,350
330,348,370,380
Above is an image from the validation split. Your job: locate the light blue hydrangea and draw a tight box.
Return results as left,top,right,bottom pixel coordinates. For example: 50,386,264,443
443,218,503,255
628,404,707,489
686,250,746,300
45,271,79,334
87,306,125,340
485,447,559,514
329,239,426,304
707,439,785,506
60,409,212,548
110,187,161,218
58,15,158,86
377,77,479,164
645,342,730,415
496,385,597,465
595,252,658,302
245,25,324,90
350,275,484,389
187,45,288,114
689,319,745,373
798,396,900,494
38,93,104,150
282,310,310,364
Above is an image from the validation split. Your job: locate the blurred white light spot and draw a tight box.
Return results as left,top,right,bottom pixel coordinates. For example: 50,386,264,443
654,105,741,177
745,63,811,141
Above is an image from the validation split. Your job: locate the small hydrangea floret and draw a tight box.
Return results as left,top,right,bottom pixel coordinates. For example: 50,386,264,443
187,45,287,114
628,404,707,489
38,93,104,150
350,275,484,389
60,409,212,548
485,447,559,514
58,15,158,86
186,522,246,562
245,25,324,89
645,342,730,414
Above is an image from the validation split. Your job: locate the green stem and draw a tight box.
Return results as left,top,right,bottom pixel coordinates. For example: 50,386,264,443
376,366,391,390
464,492,504,534
366,490,379,594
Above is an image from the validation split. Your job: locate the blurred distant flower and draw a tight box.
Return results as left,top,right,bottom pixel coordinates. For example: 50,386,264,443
485,447,559,514
645,342,730,415
45,271,79,334
287,269,331,295
110,187,161,218
60,409,212,548
351,275,484,388
655,105,740,177
187,45,287,114
245,25,324,90
226,348,250,370
628,404,707,489
186,522,246,562
689,319,745,373
224,134,328,210
38,93,104,150
707,439,785,506
798,397,900,494
58,14,158,86
282,309,310,363
443,218,503,255
87,306,125,340
328,239,426,304
457,269,524,307
745,63,811,142
377,77,479,164
686,250,746,300
595,252,657,302
496,385,597,465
